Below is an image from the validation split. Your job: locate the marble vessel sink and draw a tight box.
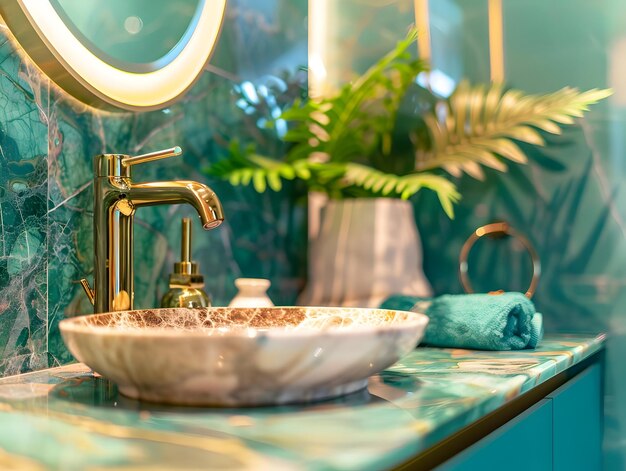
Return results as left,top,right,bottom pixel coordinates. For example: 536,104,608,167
59,307,428,406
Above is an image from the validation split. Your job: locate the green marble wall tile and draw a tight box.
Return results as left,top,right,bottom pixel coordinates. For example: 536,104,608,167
0,0,308,372
0,34,49,376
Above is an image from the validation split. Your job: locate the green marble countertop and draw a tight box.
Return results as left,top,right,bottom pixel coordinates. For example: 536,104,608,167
0,334,604,470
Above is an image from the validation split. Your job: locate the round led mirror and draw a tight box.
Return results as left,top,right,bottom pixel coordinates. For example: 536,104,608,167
0,0,226,111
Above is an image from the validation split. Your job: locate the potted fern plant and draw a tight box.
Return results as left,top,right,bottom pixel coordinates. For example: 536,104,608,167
208,30,610,307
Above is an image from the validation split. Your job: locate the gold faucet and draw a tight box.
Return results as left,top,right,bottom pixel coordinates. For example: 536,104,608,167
80,146,224,313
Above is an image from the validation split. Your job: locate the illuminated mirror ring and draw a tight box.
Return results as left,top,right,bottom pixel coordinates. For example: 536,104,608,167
0,0,226,110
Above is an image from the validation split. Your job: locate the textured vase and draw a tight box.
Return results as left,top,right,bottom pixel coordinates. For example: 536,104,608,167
298,198,432,307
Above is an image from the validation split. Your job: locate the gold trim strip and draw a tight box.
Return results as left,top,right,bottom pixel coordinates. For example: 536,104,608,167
308,0,330,98
413,0,431,61
488,0,505,82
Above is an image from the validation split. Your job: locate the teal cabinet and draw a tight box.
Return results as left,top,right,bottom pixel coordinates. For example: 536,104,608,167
440,400,553,471
439,363,602,470
549,363,602,470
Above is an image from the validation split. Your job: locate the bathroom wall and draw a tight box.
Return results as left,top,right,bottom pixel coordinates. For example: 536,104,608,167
321,0,626,467
0,0,308,376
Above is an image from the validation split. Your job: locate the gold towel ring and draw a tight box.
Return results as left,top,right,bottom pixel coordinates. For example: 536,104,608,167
459,222,541,298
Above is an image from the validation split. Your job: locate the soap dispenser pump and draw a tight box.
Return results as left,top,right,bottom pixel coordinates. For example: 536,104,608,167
161,218,211,308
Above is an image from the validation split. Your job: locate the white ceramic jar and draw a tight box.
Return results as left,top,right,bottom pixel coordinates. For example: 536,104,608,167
228,278,274,308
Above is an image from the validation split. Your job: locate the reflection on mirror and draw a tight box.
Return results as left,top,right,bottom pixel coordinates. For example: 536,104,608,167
51,0,199,71
0,0,226,110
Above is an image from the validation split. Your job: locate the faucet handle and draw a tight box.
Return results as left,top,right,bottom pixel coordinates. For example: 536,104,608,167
121,146,182,168
80,278,95,305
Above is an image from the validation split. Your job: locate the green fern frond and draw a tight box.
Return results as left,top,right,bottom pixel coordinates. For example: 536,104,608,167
283,28,428,164
207,141,313,192
344,163,461,217
417,81,612,179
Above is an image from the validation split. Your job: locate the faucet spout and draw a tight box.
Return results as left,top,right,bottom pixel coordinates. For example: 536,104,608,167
129,181,224,229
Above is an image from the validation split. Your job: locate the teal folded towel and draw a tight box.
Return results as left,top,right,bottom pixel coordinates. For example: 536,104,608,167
380,292,544,350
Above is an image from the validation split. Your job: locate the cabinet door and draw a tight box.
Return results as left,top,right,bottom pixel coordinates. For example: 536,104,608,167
439,399,553,471
548,363,602,471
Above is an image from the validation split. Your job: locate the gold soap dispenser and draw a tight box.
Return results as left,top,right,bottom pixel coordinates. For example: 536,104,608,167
161,218,211,308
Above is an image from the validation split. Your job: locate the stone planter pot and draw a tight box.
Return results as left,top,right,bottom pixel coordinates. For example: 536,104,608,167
298,198,432,307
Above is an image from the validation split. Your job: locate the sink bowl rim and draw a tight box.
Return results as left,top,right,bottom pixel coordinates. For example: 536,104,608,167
59,306,428,339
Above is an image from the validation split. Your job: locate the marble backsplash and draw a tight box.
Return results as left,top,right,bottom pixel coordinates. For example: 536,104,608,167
0,0,308,376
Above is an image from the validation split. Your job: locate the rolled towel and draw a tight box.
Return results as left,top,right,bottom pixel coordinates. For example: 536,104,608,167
380,292,544,350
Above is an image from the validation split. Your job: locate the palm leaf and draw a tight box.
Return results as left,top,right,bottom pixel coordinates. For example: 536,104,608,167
417,81,612,179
